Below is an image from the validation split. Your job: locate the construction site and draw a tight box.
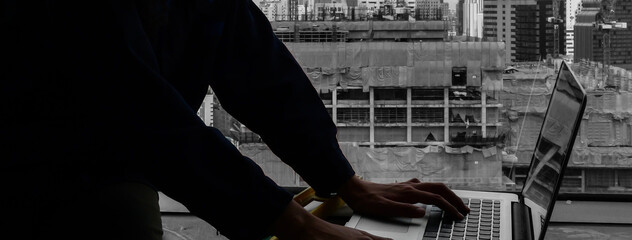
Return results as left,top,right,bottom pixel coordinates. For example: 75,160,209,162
503,60,632,193
161,1,632,239
241,42,506,190
200,41,632,195
192,0,632,197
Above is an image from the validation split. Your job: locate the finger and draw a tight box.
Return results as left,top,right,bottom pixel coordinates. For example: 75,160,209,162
406,178,421,184
358,229,393,240
402,190,464,219
372,199,426,218
413,183,470,214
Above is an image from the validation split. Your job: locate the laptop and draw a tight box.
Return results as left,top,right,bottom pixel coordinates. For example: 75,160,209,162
345,61,587,240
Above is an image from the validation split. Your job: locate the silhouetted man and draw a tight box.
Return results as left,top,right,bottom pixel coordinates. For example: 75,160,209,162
1,1,468,239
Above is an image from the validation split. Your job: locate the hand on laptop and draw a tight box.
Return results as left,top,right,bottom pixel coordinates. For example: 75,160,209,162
270,199,393,240
270,177,469,239
338,176,470,220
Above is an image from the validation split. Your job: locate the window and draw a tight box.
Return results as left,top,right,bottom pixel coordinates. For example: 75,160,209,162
412,89,444,100
375,108,407,123
561,169,583,192
337,108,370,124
452,67,467,86
238,10,632,200
338,127,370,142
586,169,615,191
374,89,407,101
412,108,444,123
619,170,632,188
337,89,369,101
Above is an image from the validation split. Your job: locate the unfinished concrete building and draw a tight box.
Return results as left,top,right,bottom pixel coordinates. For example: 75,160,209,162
237,42,508,190
503,60,632,193
283,42,505,148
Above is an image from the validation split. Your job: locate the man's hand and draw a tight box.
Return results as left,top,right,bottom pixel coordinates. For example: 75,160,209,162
338,176,470,220
269,176,469,239
270,200,392,240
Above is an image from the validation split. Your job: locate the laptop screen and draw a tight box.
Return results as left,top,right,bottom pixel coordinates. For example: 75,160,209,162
521,62,586,239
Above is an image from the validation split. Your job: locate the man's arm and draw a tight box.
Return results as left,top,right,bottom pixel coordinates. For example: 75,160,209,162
205,0,355,196
16,1,298,239
204,0,470,236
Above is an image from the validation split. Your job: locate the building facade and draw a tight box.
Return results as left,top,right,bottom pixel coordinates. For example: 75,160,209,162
457,0,464,35
197,91,240,145
442,2,450,20
513,0,565,61
260,0,290,21
463,0,484,39
236,41,507,188
574,0,632,70
565,0,582,58
359,0,417,10
503,61,632,193
482,0,530,61
270,21,448,42
482,0,565,62
415,0,444,20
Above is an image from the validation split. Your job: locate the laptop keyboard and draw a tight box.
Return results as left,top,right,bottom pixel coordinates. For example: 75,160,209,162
422,198,501,240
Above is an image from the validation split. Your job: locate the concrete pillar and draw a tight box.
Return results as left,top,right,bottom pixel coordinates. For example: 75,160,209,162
581,169,586,193
444,88,450,144
482,90,487,138
370,88,375,148
407,88,412,143
332,88,338,124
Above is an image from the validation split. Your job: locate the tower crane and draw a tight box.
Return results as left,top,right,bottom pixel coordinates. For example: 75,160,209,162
547,0,564,58
594,0,627,87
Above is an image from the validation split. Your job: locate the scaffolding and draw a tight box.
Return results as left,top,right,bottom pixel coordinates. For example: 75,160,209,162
375,108,407,123
274,30,348,42
337,108,370,124
412,88,444,101
412,108,444,123
319,86,503,147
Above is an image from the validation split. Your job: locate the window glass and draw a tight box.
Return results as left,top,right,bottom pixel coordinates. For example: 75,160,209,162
195,3,632,198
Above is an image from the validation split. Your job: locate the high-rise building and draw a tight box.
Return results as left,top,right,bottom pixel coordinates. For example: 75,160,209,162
514,0,566,61
565,0,582,57
482,0,565,62
197,91,240,145
457,0,464,35
356,0,417,12
441,2,450,20
463,0,484,38
260,0,290,21
415,0,444,20
482,0,530,61
574,0,632,70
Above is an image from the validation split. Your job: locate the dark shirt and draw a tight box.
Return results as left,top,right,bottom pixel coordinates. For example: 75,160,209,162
1,1,355,239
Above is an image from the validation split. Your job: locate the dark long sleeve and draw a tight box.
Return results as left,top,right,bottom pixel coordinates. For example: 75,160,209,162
204,0,356,196
1,1,354,239
141,0,355,197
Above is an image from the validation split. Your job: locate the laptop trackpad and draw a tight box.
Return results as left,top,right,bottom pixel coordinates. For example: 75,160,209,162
356,216,414,233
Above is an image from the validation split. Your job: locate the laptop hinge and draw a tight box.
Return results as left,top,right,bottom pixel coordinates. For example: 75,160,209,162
511,202,534,240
